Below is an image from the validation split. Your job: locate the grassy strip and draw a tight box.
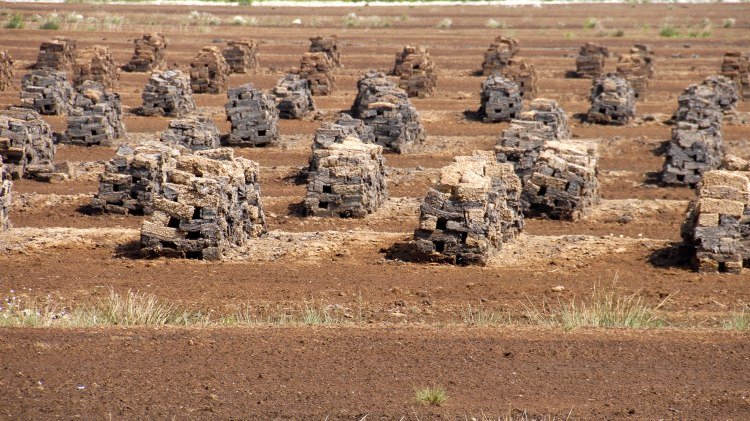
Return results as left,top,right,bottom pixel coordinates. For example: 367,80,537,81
1,286,747,330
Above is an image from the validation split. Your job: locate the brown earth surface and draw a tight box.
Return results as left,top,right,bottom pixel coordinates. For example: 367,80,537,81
0,1,749,418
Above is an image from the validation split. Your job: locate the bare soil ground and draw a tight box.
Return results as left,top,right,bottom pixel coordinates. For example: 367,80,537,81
0,2,749,418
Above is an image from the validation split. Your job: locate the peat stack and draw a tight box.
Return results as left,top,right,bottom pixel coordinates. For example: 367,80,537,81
34,37,77,71
305,137,388,217
481,36,519,76
479,75,523,123
73,45,119,89
189,46,230,94
225,83,279,146
0,51,14,92
160,115,221,151
140,148,267,260
0,156,10,231
720,51,749,101
62,81,125,146
522,140,600,220
139,70,196,117
350,70,425,153
575,42,608,78
20,69,75,115
501,59,537,100
123,33,168,73
272,74,316,119
0,108,56,180
518,98,570,139
587,73,635,125
393,46,437,98
414,151,524,265
298,52,335,96
222,39,259,74
309,35,341,68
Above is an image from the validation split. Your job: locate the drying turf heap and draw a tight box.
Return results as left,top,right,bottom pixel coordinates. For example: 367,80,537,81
662,77,728,186
720,51,749,101
616,52,649,99
298,52,336,96
305,137,388,218
481,36,519,76
34,37,77,71
518,98,571,139
92,141,181,215
62,81,125,146
225,83,279,146
392,46,437,98
631,44,655,78
311,113,375,157
681,170,750,273
522,140,600,220
575,42,609,78
500,59,537,100
20,69,75,115
0,156,10,231
0,108,56,180
350,70,425,153
73,45,119,89
160,115,221,151
189,46,230,94
414,151,524,265
479,75,523,122
0,51,14,92
272,74,316,119
139,70,196,117
123,33,168,72
309,35,341,68
495,120,557,181
222,39,259,74
587,73,636,125
140,148,267,260
701,75,739,114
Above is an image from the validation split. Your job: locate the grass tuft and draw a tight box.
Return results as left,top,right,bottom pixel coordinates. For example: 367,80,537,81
583,17,600,30
462,304,509,326
659,24,680,37
723,306,749,331
415,386,448,406
436,17,452,29
524,283,667,330
4,12,24,29
485,18,506,29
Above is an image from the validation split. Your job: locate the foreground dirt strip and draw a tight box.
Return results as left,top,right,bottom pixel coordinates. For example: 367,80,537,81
1,327,748,419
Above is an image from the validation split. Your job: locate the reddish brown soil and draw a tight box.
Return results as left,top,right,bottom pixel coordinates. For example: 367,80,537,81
0,2,750,418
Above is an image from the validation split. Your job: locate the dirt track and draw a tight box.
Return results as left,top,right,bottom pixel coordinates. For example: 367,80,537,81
0,1,749,418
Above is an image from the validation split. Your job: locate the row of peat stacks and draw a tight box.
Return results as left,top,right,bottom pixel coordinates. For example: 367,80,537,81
662,75,737,187
721,51,750,101
392,46,437,98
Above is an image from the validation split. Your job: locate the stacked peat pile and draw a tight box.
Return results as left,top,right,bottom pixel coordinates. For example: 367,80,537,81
702,75,739,113
62,81,125,146
91,141,181,215
222,39,259,74
662,79,727,186
160,115,220,150
481,36,519,76
189,46,230,94
0,51,14,92
139,70,196,117
631,44,655,78
479,75,523,122
413,151,524,265
140,148,267,260
392,46,437,98
0,157,10,231
575,42,609,78
20,69,75,115
495,120,557,181
305,137,388,217
616,52,649,99
123,33,168,72
522,140,600,220
721,52,749,101
298,52,335,96
0,108,56,180
500,59,537,99
350,70,425,153
272,74,316,119
587,73,635,125
34,37,77,71
681,170,750,273
225,83,279,146
309,35,341,68
311,113,375,155
519,98,570,139
72,45,119,89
